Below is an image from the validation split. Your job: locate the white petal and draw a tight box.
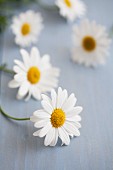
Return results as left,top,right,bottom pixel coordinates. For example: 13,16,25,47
44,128,55,146
58,127,70,146
13,66,24,74
41,94,53,108
73,122,81,129
33,110,50,118
66,106,83,117
41,100,53,114
50,129,58,146
75,115,82,121
38,123,52,137
51,89,57,108
66,119,81,129
57,88,68,108
30,47,40,62
14,73,26,82
62,93,77,112
31,86,41,100
63,122,80,137
8,80,20,88
34,119,49,128
67,115,82,122
43,68,60,77
41,54,50,65
69,134,74,138
16,93,24,100
33,130,41,136
40,78,58,88
14,60,26,71
18,81,29,96
25,90,32,101
20,49,30,67
30,115,39,122
57,87,62,107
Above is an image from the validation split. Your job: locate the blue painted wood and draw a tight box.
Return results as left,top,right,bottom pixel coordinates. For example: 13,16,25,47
0,0,113,170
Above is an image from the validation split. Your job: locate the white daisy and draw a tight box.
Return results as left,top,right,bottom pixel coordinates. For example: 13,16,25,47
30,87,83,146
56,0,86,22
11,10,43,47
8,47,60,101
72,19,111,67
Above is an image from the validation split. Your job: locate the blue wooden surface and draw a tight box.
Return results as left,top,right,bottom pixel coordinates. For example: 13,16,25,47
0,0,113,170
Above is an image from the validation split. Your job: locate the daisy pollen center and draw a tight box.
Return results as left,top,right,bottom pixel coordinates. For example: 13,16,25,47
21,23,31,36
51,109,66,128
27,66,40,84
82,36,96,52
64,0,71,7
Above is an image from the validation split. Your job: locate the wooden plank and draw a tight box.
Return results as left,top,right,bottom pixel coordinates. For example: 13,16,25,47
0,1,113,169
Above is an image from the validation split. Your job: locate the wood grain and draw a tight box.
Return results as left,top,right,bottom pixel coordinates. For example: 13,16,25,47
0,0,113,169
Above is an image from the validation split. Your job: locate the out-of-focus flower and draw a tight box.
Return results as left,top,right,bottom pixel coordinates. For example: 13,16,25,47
8,47,60,101
11,10,43,47
56,0,86,22
30,87,82,146
72,19,111,67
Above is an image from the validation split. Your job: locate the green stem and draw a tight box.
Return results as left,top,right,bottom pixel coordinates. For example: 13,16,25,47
0,106,30,121
0,64,15,75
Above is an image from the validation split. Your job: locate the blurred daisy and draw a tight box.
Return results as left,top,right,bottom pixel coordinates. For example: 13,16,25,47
8,47,60,101
72,19,111,67
11,10,43,47
30,87,82,146
56,0,86,22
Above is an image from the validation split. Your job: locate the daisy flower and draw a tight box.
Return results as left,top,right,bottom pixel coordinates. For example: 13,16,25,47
11,10,43,47
56,0,86,22
30,87,83,146
72,19,111,67
8,47,60,101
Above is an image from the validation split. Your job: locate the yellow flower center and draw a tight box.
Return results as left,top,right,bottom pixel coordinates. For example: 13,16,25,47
82,36,96,52
27,67,40,84
21,23,31,36
51,109,66,128
64,0,72,7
